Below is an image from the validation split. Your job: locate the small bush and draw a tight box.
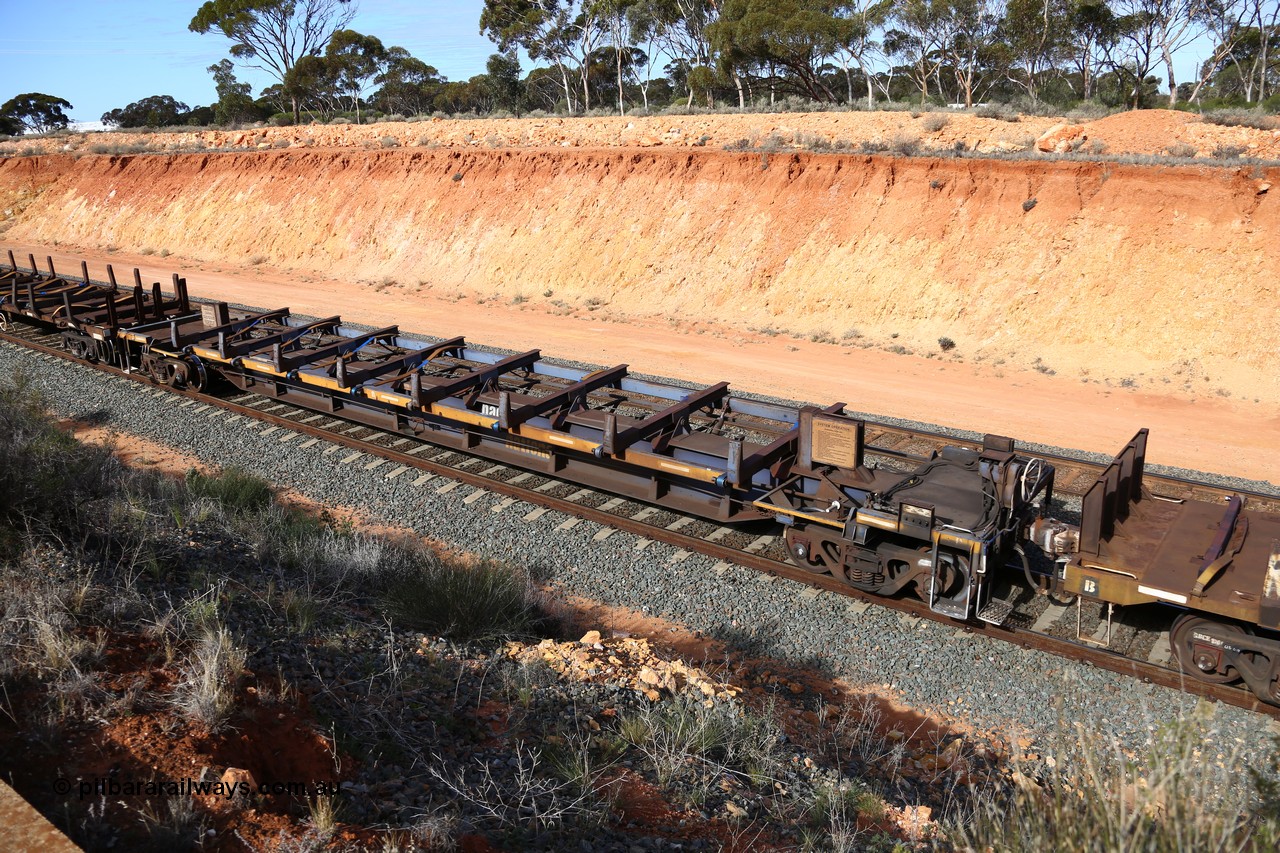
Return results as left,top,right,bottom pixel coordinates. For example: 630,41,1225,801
950,713,1275,851
172,626,245,733
889,133,920,156
1065,102,1114,122
1212,144,1248,160
619,698,784,788
922,113,950,132
975,103,1020,122
938,336,956,351
0,380,117,542
1033,357,1056,375
185,467,273,515
1202,109,1278,130
380,545,544,642
136,796,208,848
859,139,890,154
1166,142,1197,158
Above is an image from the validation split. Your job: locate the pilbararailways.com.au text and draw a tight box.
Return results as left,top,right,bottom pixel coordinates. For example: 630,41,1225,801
54,776,336,801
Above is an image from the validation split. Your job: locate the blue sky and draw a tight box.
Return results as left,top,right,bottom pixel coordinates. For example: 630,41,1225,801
0,1,497,123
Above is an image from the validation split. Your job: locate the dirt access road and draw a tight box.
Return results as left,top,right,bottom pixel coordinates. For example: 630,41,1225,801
12,242,1277,485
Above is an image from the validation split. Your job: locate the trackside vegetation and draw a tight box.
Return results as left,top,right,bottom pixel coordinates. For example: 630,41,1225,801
2,379,1280,850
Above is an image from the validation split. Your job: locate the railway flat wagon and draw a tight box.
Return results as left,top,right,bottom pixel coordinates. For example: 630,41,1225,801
4,251,1279,705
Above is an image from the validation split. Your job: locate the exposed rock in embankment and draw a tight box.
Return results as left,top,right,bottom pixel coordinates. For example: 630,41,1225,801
4,109,1279,160
0,148,1275,402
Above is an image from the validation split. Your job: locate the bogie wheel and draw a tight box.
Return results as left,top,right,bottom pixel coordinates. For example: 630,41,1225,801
913,552,963,603
1170,614,1248,684
140,360,161,385
784,527,838,575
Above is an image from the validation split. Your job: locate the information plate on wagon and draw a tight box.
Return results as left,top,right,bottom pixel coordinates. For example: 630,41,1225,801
811,415,863,469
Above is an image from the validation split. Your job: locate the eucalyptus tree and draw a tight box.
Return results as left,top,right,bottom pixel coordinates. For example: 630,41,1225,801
942,0,1003,106
1067,0,1120,99
1224,0,1280,101
710,0,851,102
325,29,386,122
1106,0,1164,107
481,0,606,113
593,0,639,113
373,48,446,116
631,0,721,106
209,58,259,124
189,0,358,122
1,93,73,133
886,0,953,103
1002,0,1073,101
1147,0,1216,105
830,0,894,106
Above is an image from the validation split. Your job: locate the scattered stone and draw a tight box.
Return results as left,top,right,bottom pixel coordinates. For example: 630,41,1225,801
505,635,742,702
220,768,258,808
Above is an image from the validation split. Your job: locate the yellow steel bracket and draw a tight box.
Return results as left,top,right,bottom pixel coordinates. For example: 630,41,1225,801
1192,516,1250,597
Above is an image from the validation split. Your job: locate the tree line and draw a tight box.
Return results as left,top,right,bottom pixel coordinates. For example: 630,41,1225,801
2,0,1276,136
484,0,1278,112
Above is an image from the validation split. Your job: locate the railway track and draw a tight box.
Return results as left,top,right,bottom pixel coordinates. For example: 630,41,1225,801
2,317,1276,719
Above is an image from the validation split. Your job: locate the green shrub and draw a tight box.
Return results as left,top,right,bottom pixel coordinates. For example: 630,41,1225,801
380,545,544,642
975,103,1020,122
0,380,117,543
1065,101,1115,122
922,113,950,132
1202,109,1278,130
172,626,245,733
619,698,784,788
184,467,272,515
889,133,920,156
950,712,1277,852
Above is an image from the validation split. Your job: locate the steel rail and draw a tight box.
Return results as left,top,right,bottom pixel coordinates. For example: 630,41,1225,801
0,323,1273,719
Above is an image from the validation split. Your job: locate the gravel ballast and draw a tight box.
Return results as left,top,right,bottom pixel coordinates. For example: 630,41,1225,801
2,341,1271,773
